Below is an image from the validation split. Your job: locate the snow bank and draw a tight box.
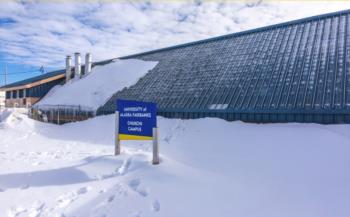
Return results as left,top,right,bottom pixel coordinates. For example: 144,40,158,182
0,108,11,122
37,59,158,109
1,109,350,217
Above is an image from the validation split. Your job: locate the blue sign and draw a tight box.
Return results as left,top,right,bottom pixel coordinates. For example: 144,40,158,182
117,99,157,140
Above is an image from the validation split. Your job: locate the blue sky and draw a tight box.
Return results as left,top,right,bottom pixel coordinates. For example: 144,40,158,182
1,0,350,85
0,53,57,85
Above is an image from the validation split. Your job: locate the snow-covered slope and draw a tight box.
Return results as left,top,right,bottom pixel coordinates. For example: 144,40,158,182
1,109,350,217
37,59,158,109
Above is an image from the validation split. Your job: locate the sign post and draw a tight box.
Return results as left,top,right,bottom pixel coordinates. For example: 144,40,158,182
152,127,159,164
115,110,120,155
115,99,159,164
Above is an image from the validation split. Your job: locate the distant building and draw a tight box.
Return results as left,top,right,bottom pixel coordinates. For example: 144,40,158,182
0,70,65,107
0,53,93,108
0,91,5,107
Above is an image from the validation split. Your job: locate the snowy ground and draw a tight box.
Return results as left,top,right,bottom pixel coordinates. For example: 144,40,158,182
1,109,350,217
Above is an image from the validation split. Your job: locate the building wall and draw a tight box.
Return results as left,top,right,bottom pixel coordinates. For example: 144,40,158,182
157,110,350,124
0,91,5,108
5,97,40,108
4,77,64,108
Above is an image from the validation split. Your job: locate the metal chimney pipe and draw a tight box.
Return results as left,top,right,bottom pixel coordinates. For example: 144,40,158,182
85,53,92,75
65,55,72,82
74,52,81,79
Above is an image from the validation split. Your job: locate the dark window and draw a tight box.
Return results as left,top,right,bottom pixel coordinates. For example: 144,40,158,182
19,89,24,98
5,91,11,99
24,78,63,98
12,90,17,98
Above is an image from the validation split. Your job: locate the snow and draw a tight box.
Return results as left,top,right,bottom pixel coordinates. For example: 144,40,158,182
1,108,350,217
37,59,158,109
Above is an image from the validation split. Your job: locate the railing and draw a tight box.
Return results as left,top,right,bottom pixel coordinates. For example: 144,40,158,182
29,104,96,124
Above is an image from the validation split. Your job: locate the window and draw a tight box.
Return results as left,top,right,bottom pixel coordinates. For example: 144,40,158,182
19,89,24,98
6,91,11,99
12,90,17,99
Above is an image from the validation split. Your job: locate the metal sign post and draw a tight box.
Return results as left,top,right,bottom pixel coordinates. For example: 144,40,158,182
115,111,120,155
152,127,159,165
115,99,159,164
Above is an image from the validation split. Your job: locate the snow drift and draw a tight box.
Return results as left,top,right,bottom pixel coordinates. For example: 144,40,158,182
1,109,350,217
37,59,158,109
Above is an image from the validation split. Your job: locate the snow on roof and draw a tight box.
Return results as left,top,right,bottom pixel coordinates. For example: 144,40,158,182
36,59,158,110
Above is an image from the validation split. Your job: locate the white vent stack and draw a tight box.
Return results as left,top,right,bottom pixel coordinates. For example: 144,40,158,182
85,53,92,75
65,55,72,82
74,52,81,78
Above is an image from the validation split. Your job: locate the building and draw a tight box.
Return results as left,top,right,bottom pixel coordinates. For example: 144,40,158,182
0,53,93,108
0,69,65,107
3,9,350,124
0,91,5,108
98,9,350,124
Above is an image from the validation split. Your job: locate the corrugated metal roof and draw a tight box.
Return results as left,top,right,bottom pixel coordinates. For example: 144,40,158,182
97,8,350,117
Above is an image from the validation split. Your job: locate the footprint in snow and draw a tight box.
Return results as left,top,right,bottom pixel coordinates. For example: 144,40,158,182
57,196,74,209
99,189,107,194
163,134,172,143
128,179,149,197
128,179,140,190
76,186,92,195
151,200,160,212
113,183,128,197
57,186,92,208
129,179,149,197
107,194,115,203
